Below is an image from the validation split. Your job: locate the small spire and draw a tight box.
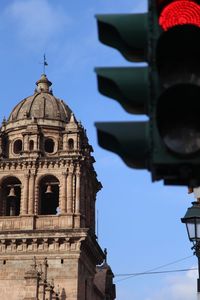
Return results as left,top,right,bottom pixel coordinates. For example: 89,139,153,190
43,54,48,75
69,113,76,123
39,54,48,75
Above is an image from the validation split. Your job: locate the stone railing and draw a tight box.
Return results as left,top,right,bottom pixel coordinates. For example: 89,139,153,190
0,216,34,231
0,214,81,231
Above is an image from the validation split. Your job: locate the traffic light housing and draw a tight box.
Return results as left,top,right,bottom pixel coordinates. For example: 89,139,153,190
95,0,200,186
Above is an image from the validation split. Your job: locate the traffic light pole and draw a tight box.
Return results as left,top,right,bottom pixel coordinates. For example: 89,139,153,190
198,256,200,296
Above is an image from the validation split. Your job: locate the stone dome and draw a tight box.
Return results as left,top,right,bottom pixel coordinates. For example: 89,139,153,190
8,74,72,123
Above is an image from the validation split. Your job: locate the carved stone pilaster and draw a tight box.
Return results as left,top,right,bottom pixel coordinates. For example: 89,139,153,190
75,165,81,214
67,168,73,214
60,172,67,214
21,173,29,215
28,173,35,214
34,184,39,215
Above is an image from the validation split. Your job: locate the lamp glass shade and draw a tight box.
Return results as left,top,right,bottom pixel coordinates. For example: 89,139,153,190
196,220,200,240
185,218,200,241
186,221,196,240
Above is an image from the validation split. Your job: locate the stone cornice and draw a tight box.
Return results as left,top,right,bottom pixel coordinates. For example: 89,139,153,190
0,229,87,255
0,229,104,261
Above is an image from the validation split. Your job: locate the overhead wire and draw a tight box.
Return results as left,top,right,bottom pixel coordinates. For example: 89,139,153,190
115,254,195,283
115,267,197,277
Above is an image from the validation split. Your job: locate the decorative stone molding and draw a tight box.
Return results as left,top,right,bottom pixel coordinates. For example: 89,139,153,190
0,236,85,254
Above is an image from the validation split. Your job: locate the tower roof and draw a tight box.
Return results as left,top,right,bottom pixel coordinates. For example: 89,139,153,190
8,74,72,123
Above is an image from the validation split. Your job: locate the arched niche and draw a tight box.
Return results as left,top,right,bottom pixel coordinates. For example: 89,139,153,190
13,139,22,154
0,176,21,216
29,140,34,151
39,175,59,215
68,138,74,150
44,138,55,153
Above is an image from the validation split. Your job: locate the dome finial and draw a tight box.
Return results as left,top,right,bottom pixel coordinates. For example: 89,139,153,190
36,74,52,93
43,54,48,75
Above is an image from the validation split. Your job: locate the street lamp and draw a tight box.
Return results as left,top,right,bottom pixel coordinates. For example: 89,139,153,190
181,200,200,295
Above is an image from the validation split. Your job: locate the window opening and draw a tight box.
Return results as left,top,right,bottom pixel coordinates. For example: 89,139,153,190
68,138,74,150
44,138,55,153
39,175,59,215
29,140,34,151
1,177,21,216
13,139,22,154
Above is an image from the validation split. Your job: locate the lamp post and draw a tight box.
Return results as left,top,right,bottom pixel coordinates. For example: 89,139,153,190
181,200,200,298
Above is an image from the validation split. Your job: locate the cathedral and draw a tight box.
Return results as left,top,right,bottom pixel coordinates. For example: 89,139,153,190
0,74,116,300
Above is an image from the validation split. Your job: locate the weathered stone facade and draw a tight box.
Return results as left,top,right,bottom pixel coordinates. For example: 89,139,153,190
0,74,115,300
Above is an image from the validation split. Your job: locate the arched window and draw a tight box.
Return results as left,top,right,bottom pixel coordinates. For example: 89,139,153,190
44,138,55,153
13,139,22,154
1,177,21,216
39,175,59,215
68,138,74,150
29,140,34,151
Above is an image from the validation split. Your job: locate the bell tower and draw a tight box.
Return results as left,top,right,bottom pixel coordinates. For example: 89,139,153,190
0,75,115,300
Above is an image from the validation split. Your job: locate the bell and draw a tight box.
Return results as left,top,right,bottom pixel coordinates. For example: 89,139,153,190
8,187,16,197
45,184,53,194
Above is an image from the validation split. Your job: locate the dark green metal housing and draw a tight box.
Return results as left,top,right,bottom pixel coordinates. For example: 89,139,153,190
95,0,200,186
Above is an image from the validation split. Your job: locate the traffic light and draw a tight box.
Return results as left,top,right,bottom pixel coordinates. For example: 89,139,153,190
95,0,200,186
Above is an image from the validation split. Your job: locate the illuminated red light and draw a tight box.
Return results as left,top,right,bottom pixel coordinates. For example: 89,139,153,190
159,0,200,31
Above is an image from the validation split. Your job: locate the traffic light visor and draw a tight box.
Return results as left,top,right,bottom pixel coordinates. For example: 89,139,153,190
95,122,150,169
96,13,148,61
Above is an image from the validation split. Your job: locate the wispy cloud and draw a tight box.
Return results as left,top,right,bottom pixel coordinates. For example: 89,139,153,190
4,0,70,49
145,268,197,300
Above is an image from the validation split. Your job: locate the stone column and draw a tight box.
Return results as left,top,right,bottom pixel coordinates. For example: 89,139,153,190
63,133,67,151
60,172,67,214
80,173,86,227
35,184,39,215
67,168,73,214
75,166,81,214
23,135,29,152
28,173,35,214
73,172,76,208
21,173,29,215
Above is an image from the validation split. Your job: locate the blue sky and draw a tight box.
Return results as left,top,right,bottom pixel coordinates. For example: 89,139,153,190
0,0,198,299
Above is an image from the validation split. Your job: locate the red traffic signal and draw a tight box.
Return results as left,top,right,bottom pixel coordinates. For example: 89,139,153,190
157,0,200,31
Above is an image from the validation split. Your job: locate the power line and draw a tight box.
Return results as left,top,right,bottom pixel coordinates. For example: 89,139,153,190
115,267,197,277
115,254,194,283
